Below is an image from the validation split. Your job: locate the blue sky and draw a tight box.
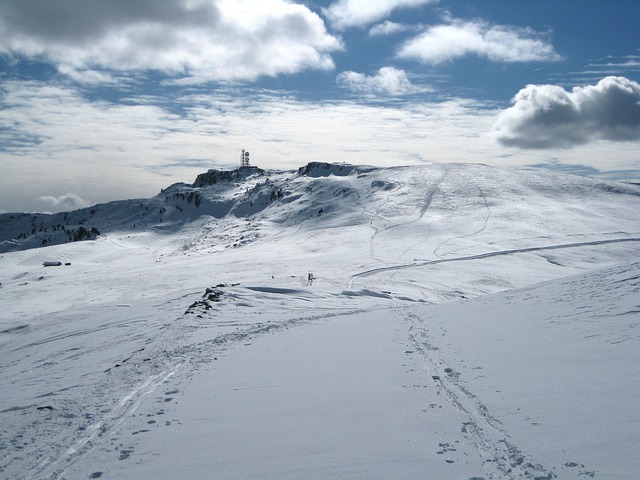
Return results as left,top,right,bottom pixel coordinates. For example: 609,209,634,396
1,0,639,213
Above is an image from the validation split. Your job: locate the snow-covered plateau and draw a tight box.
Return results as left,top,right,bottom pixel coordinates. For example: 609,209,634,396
0,162,639,479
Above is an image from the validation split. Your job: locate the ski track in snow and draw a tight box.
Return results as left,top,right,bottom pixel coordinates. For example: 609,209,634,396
366,167,449,262
433,169,492,260
2,284,372,480
33,369,180,480
398,169,449,260
348,237,640,289
407,313,556,480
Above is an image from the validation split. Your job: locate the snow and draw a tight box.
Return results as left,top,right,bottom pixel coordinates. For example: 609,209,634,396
406,263,640,478
0,163,639,479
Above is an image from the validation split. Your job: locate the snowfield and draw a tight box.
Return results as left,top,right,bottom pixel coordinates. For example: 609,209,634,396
0,162,639,479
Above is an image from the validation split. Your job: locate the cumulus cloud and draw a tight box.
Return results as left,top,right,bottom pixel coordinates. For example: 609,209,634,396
38,193,93,212
324,0,438,30
369,21,412,37
336,67,427,96
397,18,561,64
493,76,640,149
0,0,341,83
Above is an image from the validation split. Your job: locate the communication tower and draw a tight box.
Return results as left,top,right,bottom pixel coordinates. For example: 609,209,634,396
240,149,251,168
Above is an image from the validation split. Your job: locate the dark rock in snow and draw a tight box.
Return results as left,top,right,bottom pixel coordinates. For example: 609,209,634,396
192,168,264,187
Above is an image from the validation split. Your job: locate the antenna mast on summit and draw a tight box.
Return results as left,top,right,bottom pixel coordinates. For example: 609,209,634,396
240,149,251,168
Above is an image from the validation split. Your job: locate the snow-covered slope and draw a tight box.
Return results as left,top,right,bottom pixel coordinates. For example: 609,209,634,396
2,162,639,258
0,162,639,479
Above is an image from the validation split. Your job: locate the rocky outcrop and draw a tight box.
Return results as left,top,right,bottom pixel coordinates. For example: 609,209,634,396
192,168,264,187
297,162,359,177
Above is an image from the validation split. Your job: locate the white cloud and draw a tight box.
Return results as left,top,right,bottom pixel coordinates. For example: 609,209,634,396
336,67,428,96
589,59,640,69
0,0,342,83
324,0,438,30
397,18,561,64
38,193,93,212
369,21,412,37
493,76,640,149
56,64,119,85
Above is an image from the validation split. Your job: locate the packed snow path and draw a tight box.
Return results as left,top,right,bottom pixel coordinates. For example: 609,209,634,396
348,237,640,289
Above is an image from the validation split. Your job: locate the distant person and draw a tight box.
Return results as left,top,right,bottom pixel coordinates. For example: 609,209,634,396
307,273,314,286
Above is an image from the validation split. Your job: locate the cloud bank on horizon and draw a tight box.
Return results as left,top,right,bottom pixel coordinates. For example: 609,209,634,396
37,193,93,212
0,0,639,213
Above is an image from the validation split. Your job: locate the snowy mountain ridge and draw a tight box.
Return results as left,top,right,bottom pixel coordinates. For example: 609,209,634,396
1,161,639,255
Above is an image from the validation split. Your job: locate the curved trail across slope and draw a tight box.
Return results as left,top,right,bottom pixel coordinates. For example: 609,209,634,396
433,177,492,259
348,237,640,289
364,167,448,262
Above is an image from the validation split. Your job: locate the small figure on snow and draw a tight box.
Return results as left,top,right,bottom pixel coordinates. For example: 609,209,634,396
307,272,315,286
